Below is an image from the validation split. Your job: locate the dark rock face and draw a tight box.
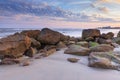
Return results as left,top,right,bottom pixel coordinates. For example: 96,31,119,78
90,44,114,52
82,29,101,40
21,30,41,39
0,34,31,58
37,28,62,45
101,32,114,39
64,44,90,56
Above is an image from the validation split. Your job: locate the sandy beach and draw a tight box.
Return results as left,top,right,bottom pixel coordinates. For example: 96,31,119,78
0,48,120,80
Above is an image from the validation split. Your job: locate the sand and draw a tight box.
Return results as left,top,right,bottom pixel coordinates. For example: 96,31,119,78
0,49,120,80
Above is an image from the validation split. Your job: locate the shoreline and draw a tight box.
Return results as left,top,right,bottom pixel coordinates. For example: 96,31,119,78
0,49,120,80
0,28,120,80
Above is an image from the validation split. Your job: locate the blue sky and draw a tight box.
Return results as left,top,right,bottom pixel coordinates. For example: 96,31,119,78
0,0,120,28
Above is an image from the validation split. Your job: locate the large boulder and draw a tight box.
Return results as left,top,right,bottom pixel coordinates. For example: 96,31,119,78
0,34,31,58
64,45,90,56
37,28,63,45
88,52,120,70
101,32,114,39
82,29,100,40
90,44,114,52
21,30,40,39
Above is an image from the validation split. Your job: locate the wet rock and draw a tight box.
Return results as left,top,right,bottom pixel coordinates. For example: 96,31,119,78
64,44,90,56
67,58,79,63
76,41,89,48
37,28,63,45
42,45,56,57
21,30,40,39
117,31,120,37
89,42,99,47
101,32,114,39
90,44,114,52
0,34,31,58
98,38,112,44
56,41,67,49
82,29,100,40
113,37,120,45
20,59,30,66
111,43,119,48
0,58,20,65
31,38,41,49
88,52,120,70
24,47,38,57
85,37,94,41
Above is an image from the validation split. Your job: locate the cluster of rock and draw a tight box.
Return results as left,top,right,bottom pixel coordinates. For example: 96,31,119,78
64,29,120,70
0,28,120,70
0,28,71,66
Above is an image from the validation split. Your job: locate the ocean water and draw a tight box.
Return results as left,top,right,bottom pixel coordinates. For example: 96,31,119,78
0,28,119,38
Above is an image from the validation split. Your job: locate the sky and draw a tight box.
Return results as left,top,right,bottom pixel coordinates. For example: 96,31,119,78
0,0,120,28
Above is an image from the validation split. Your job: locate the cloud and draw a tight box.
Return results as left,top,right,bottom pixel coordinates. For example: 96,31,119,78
0,0,119,24
0,0,68,17
95,0,120,4
98,7,109,13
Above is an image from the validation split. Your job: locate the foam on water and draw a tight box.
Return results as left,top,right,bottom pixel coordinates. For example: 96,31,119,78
114,46,120,52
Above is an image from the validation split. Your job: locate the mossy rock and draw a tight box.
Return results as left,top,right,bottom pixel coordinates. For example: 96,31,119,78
89,42,99,47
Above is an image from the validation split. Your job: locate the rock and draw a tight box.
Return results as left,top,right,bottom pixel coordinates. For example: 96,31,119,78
0,34,31,58
101,32,114,39
0,58,20,65
67,58,79,63
20,59,30,66
42,45,56,57
76,41,89,48
88,52,120,70
24,47,38,57
60,35,70,41
56,41,67,49
21,30,40,39
107,32,114,39
90,44,114,52
89,42,99,47
43,48,56,57
113,37,120,45
98,38,112,44
31,38,41,49
33,53,44,59
37,28,63,45
85,37,94,41
82,29,100,40
64,44,90,56
67,41,76,45
117,31,120,37
111,43,119,48
69,37,78,42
